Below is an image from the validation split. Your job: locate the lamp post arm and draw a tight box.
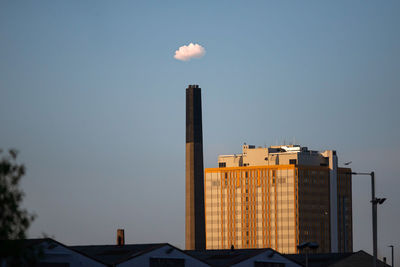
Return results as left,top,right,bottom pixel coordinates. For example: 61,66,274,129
352,172,373,176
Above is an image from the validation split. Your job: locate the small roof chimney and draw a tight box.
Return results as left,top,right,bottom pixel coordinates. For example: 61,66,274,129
117,229,125,246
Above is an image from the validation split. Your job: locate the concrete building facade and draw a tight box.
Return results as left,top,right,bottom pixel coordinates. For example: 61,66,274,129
205,144,352,253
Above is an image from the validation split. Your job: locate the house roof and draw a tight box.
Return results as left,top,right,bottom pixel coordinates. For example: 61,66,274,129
0,238,107,265
285,252,353,267
285,250,390,267
186,248,279,267
328,250,391,267
70,243,168,265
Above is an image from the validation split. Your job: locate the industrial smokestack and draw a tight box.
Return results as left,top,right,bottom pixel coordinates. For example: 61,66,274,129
117,229,125,246
185,85,206,250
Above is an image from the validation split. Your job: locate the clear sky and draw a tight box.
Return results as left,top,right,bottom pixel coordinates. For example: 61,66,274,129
1,0,399,264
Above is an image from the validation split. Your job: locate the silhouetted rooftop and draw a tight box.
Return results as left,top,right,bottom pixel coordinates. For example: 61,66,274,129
71,243,167,265
285,250,391,267
186,248,275,267
285,252,352,267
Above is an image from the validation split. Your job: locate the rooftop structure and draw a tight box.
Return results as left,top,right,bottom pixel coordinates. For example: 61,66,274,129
218,144,331,168
205,144,352,254
2,238,388,267
186,248,302,267
286,250,390,267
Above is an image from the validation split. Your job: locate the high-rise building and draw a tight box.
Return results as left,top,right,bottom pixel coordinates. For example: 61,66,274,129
204,144,352,253
186,85,206,250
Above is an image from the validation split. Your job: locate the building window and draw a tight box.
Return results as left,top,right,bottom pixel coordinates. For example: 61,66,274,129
219,162,226,168
289,159,297,165
150,258,185,267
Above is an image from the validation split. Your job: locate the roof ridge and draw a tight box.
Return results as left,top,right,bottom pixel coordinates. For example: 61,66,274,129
70,242,169,247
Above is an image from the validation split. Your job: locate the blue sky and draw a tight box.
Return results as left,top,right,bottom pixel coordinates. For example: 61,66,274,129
1,0,399,264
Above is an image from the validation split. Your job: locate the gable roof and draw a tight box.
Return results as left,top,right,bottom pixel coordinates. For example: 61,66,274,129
71,243,168,265
285,250,391,267
329,250,391,267
186,248,281,267
0,238,47,249
0,238,107,265
285,252,353,267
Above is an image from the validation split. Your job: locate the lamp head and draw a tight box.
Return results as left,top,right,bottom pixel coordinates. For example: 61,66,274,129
378,198,386,204
297,242,309,250
371,197,387,205
297,242,319,250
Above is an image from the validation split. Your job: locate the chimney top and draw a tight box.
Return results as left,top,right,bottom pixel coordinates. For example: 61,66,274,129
117,229,125,246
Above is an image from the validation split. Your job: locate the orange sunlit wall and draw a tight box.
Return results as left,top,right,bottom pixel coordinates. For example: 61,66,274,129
205,165,352,253
205,165,298,253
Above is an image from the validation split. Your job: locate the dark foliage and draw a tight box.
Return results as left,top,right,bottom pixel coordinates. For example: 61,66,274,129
0,149,37,265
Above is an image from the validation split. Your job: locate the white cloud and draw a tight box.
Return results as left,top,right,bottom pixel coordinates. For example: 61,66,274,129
174,43,206,61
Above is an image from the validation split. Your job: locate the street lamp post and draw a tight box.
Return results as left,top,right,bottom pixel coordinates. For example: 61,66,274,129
388,245,394,267
352,171,386,267
297,242,319,267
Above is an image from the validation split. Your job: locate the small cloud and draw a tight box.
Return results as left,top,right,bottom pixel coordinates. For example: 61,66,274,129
174,43,206,61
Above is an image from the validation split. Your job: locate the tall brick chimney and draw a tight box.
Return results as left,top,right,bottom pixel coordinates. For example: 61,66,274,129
185,85,206,250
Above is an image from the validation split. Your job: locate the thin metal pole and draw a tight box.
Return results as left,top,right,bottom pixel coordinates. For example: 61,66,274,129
353,171,381,267
392,246,394,267
371,171,377,267
389,245,394,267
343,196,347,252
306,251,308,267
